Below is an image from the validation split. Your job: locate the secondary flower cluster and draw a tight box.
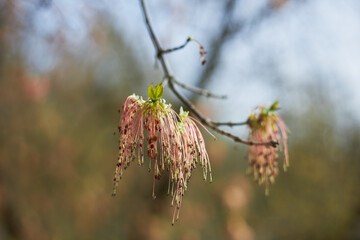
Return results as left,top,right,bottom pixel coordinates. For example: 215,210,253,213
112,85,211,224
247,101,289,195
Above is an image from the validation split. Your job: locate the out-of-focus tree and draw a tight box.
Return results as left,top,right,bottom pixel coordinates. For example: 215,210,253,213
0,0,360,240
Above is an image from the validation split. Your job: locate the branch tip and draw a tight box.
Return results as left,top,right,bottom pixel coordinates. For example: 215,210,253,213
139,0,277,148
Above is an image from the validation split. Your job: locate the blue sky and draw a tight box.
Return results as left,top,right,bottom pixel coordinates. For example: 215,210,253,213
17,0,360,126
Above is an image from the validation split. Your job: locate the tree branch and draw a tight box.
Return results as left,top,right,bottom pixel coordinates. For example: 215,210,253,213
192,0,277,102
193,0,237,94
139,0,278,148
212,121,248,127
162,37,191,54
171,77,227,99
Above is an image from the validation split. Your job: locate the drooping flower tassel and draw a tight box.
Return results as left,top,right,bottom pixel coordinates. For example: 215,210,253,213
247,101,289,195
112,84,212,224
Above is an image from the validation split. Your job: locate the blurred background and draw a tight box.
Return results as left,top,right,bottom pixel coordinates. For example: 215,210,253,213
1,0,360,239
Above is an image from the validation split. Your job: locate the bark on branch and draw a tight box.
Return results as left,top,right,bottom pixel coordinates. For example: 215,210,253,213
139,0,278,148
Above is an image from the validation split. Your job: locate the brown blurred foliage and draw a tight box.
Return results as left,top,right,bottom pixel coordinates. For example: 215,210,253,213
1,1,360,240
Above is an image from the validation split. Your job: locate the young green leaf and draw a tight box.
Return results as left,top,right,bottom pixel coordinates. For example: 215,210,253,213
148,83,164,101
269,100,280,111
148,84,154,100
154,83,163,101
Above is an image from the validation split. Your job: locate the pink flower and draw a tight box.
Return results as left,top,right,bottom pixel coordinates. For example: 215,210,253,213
169,107,212,223
113,84,211,224
112,94,179,197
247,101,289,194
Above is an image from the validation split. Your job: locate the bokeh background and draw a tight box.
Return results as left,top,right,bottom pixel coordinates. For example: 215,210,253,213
1,0,360,239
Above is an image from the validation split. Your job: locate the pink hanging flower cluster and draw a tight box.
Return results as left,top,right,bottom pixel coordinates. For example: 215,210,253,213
112,84,211,224
247,101,289,195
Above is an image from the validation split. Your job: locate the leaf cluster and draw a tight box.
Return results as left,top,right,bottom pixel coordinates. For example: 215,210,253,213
148,83,164,102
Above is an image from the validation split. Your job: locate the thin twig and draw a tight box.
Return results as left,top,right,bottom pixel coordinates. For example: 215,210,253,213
171,77,227,99
212,121,248,127
193,0,275,100
168,81,277,147
139,0,278,148
193,0,237,94
140,0,169,76
162,36,224,99
162,37,191,54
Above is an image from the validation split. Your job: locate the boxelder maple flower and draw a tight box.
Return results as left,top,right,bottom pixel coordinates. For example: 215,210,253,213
247,101,289,195
112,83,211,224
171,107,213,222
